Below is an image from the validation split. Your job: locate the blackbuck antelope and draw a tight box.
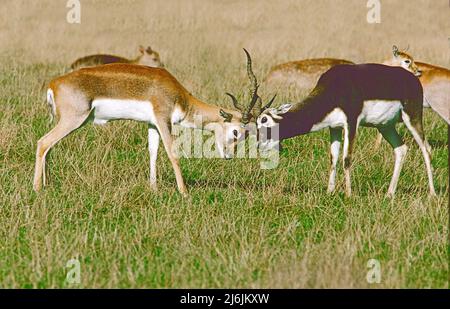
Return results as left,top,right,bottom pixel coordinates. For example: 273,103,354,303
232,51,436,197
263,46,423,99
34,64,244,195
70,45,163,70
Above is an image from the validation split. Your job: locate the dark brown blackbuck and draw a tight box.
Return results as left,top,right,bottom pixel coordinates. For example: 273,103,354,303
230,50,436,198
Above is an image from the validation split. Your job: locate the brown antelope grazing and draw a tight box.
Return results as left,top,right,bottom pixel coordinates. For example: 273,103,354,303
264,58,354,92
34,64,244,195
70,45,163,70
233,51,435,197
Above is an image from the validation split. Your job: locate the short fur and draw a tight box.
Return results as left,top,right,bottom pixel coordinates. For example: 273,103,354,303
264,58,355,91
70,46,163,70
375,48,450,148
258,63,436,197
34,64,242,195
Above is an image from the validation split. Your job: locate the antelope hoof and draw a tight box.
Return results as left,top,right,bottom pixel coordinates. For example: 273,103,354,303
179,188,188,197
149,181,157,191
33,182,42,192
386,191,395,199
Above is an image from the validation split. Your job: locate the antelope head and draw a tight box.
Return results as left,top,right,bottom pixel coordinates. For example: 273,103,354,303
138,45,164,68
385,45,421,77
214,108,245,159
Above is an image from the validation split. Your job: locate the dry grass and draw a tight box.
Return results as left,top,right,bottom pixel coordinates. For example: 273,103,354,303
0,0,448,288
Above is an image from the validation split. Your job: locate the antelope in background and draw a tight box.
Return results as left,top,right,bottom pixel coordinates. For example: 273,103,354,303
35,64,244,195
232,51,435,197
70,45,164,70
376,45,450,148
264,58,354,94
383,45,450,123
263,46,425,102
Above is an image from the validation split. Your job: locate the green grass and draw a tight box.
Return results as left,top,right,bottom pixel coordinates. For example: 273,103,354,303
0,59,447,288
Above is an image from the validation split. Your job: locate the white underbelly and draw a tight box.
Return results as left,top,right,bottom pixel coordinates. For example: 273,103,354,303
358,100,403,127
92,99,157,125
311,108,347,131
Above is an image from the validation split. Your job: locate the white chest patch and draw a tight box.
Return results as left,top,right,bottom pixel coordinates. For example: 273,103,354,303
92,99,157,125
359,100,402,127
172,107,197,128
171,107,190,126
311,108,347,131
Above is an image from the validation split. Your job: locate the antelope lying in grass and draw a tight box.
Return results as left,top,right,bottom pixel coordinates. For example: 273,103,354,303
34,64,243,195
231,50,435,197
70,45,163,70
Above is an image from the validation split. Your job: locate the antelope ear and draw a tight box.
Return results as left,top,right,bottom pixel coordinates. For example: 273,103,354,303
277,103,292,114
220,109,233,122
146,46,153,53
139,45,145,54
392,45,399,57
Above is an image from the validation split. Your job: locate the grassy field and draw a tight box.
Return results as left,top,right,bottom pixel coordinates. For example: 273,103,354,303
0,0,448,288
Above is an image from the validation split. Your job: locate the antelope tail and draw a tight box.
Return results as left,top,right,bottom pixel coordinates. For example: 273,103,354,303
46,88,56,123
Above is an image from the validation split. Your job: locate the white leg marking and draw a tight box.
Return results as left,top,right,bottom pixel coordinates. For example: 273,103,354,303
342,124,351,196
374,132,383,149
401,112,436,196
148,127,160,189
42,148,50,186
425,139,432,156
387,144,408,197
328,128,341,193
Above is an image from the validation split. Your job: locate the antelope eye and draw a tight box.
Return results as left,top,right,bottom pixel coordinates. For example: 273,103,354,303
261,116,268,123
233,129,239,137
404,60,411,64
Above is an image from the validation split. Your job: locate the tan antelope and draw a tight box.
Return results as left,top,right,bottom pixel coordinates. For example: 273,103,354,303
376,45,450,147
263,46,422,98
231,50,435,197
34,64,244,195
383,45,449,123
70,45,163,70
264,58,354,93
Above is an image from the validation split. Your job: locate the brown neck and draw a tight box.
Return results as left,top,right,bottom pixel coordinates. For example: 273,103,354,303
416,62,449,72
416,62,450,85
186,95,241,126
